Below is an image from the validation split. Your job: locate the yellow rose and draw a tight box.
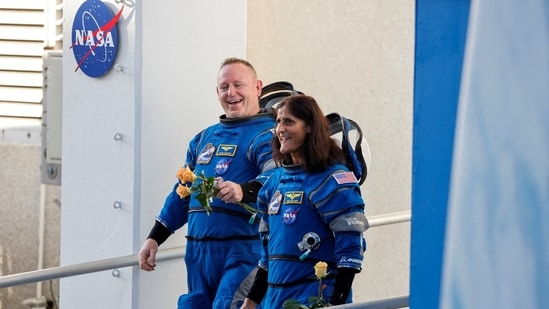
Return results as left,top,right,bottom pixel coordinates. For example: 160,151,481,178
314,261,328,278
177,166,197,183
176,184,191,199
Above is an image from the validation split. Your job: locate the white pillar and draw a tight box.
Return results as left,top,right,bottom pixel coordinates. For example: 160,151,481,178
60,1,246,308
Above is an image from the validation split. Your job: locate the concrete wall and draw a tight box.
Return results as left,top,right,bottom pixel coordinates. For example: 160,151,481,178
0,137,61,309
246,1,414,302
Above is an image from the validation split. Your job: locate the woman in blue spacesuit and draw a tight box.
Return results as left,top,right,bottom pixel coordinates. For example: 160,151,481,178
240,95,368,309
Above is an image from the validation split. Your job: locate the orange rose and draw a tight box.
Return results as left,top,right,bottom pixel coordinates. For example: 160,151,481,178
176,184,191,199
177,166,197,183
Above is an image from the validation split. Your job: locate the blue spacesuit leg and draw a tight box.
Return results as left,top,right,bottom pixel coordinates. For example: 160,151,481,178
178,292,211,309
212,239,262,309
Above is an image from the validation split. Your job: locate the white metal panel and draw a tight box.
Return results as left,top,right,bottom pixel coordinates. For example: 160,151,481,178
0,0,44,10
0,55,43,71
43,51,62,164
0,101,42,118
0,71,42,87
0,86,42,103
0,41,44,56
0,9,44,25
0,25,44,41
0,0,56,120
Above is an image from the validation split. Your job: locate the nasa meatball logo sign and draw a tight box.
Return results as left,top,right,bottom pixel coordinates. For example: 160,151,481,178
71,0,123,78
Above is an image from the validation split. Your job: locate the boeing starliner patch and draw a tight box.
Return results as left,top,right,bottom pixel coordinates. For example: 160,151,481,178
333,171,358,184
197,143,215,164
268,191,282,215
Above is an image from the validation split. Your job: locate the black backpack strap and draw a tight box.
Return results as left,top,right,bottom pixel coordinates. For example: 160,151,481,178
345,117,367,184
259,81,301,110
326,113,368,185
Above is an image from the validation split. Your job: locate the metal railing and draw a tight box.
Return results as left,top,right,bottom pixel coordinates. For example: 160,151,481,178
0,210,411,308
331,295,409,309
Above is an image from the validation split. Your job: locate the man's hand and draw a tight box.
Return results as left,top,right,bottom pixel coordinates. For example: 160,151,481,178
215,178,244,203
138,238,159,271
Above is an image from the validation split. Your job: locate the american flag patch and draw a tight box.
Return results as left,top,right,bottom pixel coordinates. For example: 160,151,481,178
333,171,358,184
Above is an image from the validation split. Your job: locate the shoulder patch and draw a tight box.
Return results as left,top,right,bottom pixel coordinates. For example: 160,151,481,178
333,171,358,184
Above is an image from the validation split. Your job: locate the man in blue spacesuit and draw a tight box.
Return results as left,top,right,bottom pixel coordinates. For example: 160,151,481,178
240,95,368,309
139,58,276,309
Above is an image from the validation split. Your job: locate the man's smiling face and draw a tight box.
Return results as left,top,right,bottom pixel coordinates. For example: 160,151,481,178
216,63,262,119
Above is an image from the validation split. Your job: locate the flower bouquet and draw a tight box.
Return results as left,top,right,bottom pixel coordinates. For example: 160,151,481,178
283,261,329,309
176,166,258,221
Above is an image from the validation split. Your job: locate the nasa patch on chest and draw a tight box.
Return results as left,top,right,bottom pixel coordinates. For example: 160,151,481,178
214,158,231,175
282,207,300,225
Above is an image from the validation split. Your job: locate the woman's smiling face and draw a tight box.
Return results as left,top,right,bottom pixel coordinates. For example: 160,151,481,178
275,104,310,164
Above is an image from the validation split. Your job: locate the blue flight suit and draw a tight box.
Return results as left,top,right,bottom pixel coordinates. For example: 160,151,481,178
256,164,367,309
156,112,275,309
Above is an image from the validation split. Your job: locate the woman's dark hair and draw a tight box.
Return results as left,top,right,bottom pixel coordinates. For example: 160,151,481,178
273,95,346,173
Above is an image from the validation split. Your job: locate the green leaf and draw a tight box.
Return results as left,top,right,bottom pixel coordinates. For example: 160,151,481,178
282,299,308,309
